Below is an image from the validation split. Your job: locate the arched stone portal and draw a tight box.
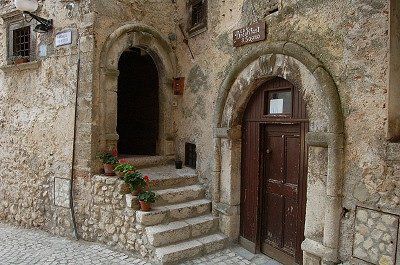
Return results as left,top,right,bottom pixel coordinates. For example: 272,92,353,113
212,42,344,264
97,24,177,157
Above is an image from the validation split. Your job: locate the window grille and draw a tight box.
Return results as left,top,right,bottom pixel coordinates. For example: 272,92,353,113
188,0,207,36
12,26,30,57
185,143,197,169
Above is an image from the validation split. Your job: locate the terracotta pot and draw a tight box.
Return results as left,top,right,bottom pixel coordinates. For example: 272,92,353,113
131,186,142,196
103,164,115,176
14,58,29,64
139,200,151,211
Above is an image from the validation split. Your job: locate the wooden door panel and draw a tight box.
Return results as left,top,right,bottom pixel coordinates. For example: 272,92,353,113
267,134,284,182
283,198,298,253
262,124,301,261
285,136,300,185
240,122,260,242
265,192,283,246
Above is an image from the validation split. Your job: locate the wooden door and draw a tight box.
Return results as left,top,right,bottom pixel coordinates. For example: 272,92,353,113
240,77,308,264
261,124,303,264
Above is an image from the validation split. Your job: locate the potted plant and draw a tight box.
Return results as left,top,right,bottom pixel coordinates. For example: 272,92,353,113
138,191,156,211
11,53,29,64
114,159,136,177
96,149,119,176
123,171,146,195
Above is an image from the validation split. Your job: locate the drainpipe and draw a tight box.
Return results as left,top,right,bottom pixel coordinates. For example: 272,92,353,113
69,34,81,240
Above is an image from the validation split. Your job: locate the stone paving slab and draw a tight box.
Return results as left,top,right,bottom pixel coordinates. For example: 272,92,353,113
0,223,281,265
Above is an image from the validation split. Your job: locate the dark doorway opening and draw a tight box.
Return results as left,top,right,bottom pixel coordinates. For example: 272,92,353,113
117,47,159,155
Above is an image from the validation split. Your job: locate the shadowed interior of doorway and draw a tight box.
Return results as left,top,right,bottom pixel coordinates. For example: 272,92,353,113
117,47,159,155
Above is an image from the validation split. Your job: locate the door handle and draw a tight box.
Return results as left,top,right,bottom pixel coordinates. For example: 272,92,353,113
266,149,271,154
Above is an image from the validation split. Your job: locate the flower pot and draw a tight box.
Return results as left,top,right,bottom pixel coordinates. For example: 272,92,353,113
139,200,152,211
175,160,183,169
131,186,142,196
14,58,29,64
103,163,115,176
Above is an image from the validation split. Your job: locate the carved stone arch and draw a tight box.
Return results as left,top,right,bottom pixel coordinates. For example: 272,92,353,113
97,23,177,156
212,42,344,264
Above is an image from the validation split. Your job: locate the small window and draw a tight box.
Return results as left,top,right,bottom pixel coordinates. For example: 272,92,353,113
185,143,197,169
265,90,292,115
188,0,207,36
4,13,37,65
12,26,31,59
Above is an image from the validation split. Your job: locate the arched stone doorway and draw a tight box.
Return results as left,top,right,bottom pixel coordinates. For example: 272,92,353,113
240,77,309,264
97,24,177,160
212,42,344,265
117,48,159,155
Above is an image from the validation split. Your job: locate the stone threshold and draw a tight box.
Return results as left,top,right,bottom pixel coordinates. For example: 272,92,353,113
119,155,175,169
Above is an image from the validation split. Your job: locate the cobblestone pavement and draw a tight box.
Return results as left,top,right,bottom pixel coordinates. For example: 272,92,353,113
0,223,281,265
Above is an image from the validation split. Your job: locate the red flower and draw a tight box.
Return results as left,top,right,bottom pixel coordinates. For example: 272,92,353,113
111,148,118,157
119,159,126,163
144,175,149,182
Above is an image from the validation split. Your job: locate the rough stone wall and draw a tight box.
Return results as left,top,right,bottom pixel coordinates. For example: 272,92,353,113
0,0,399,264
0,0,95,237
81,175,152,258
171,0,398,264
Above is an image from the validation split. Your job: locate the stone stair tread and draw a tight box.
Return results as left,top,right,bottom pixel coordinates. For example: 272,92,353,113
154,184,205,206
156,184,203,196
155,233,228,264
146,220,189,235
155,239,203,264
136,199,211,226
146,214,219,246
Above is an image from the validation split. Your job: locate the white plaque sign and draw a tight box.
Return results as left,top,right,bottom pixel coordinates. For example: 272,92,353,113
269,99,284,114
55,31,72,47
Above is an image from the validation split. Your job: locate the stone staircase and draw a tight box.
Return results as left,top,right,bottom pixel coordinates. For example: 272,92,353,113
136,165,228,264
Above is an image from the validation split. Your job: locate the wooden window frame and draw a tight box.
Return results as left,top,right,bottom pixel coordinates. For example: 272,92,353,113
188,0,207,37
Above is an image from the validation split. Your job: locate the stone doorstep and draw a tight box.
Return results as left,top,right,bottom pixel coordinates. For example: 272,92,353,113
154,185,205,207
155,233,228,264
121,155,175,169
146,215,219,247
150,175,198,190
136,199,211,226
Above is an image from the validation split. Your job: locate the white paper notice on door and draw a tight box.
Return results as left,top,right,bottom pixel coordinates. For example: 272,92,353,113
269,98,284,114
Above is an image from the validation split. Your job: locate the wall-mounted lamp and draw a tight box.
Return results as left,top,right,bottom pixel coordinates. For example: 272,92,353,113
14,0,53,33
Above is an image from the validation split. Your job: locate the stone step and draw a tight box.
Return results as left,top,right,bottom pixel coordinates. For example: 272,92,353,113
154,185,205,206
146,215,219,247
120,155,174,169
139,165,199,190
155,233,228,264
136,199,211,226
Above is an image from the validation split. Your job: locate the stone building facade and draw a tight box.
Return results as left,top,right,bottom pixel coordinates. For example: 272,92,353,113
0,0,399,264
